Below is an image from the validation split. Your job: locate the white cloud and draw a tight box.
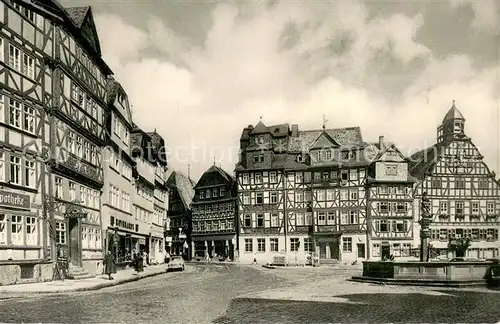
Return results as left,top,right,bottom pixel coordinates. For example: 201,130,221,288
94,2,499,180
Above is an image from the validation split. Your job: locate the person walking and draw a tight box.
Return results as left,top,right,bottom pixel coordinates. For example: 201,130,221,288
104,251,116,280
164,251,171,264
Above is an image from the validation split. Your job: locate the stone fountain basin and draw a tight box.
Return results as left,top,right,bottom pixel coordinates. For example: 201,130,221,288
350,260,497,287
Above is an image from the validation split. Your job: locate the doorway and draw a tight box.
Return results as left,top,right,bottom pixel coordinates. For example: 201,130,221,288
68,218,81,267
381,244,390,260
357,243,365,258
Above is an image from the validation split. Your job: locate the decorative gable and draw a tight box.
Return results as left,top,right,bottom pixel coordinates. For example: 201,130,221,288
374,144,407,163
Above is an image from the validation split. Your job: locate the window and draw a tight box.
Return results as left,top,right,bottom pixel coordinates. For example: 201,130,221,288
296,191,303,202
56,222,66,244
23,105,36,133
255,173,262,184
0,39,3,63
340,190,348,201
257,214,264,227
385,164,397,176
317,190,325,201
220,187,225,197
242,173,249,184
199,190,205,199
487,202,495,215
253,154,264,163
9,99,21,128
471,202,480,214
23,54,34,79
295,172,303,183
439,202,448,214
327,212,335,225
372,244,380,257
304,238,312,252
456,202,464,216
9,156,21,184
8,45,21,71
269,172,277,184
396,203,407,214
455,179,465,189
245,239,253,252
349,210,358,224
431,179,441,188
290,238,300,252
244,214,252,227
0,214,6,245
24,160,35,188
270,238,279,252
479,179,489,189
394,221,407,232
257,238,266,252
349,189,358,201
55,177,63,199
296,212,304,226
69,182,76,201
379,220,389,232
267,213,277,227
243,193,250,205
341,170,348,181
342,237,352,252
270,192,277,204
318,212,326,225
378,185,387,194
10,215,23,245
349,169,357,181
256,192,263,204
378,202,389,213
26,217,36,245
206,189,211,199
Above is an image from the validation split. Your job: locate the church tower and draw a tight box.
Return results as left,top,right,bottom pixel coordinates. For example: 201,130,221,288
437,100,466,144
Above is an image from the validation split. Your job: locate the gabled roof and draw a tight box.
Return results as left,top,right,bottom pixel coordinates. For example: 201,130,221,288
443,101,465,122
408,143,445,180
194,165,234,189
251,121,270,135
372,143,408,162
309,131,341,150
289,127,363,152
65,6,88,27
167,171,195,209
65,6,102,56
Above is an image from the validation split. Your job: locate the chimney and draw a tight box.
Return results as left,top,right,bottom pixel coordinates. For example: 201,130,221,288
291,124,299,137
379,136,385,150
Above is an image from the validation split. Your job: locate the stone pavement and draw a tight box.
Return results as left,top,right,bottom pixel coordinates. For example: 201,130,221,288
0,263,178,295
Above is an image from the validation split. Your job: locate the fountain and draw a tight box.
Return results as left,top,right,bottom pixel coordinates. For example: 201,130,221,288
351,192,495,287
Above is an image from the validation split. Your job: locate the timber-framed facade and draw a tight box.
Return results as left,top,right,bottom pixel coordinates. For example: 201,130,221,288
410,103,500,259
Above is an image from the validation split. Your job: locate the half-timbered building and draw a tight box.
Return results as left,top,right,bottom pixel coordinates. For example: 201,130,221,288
410,102,500,259
166,171,195,258
0,0,53,285
191,165,237,260
102,77,135,265
366,136,417,260
47,3,110,276
236,121,369,264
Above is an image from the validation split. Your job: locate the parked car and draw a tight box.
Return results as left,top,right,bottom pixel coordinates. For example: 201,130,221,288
166,256,185,272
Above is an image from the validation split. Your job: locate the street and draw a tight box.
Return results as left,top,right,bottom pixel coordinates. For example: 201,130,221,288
1,263,499,323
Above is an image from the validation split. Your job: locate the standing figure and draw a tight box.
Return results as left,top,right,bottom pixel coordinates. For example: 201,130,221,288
104,251,116,280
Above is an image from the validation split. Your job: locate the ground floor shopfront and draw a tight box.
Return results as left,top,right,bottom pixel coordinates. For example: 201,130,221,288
192,234,236,260
0,189,53,285
106,215,149,265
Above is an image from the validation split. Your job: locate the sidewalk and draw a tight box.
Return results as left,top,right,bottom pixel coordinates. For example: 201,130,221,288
0,264,173,295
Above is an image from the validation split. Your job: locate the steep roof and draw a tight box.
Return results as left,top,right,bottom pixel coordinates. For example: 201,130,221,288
167,171,195,209
65,6,88,27
289,127,364,152
443,102,465,122
194,165,235,189
251,121,270,135
309,131,341,150
408,144,445,180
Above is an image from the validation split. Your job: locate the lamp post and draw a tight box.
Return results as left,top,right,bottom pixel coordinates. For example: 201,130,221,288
418,192,433,262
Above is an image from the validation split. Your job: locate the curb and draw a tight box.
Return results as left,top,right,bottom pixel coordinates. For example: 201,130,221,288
0,268,169,295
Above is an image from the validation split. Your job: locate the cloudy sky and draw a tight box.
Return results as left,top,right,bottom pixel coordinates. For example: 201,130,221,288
61,0,499,181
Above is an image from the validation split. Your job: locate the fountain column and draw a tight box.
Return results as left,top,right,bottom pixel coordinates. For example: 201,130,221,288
419,192,433,262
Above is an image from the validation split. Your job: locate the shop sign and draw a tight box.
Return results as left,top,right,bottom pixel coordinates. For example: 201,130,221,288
0,191,30,209
116,219,136,231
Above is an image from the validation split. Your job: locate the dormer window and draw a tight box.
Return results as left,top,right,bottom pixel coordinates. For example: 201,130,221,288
254,154,264,163
256,137,264,144
348,150,356,159
200,190,205,199
325,150,332,161
297,155,305,163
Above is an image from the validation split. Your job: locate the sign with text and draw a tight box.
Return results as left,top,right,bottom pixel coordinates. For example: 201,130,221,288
0,191,30,209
